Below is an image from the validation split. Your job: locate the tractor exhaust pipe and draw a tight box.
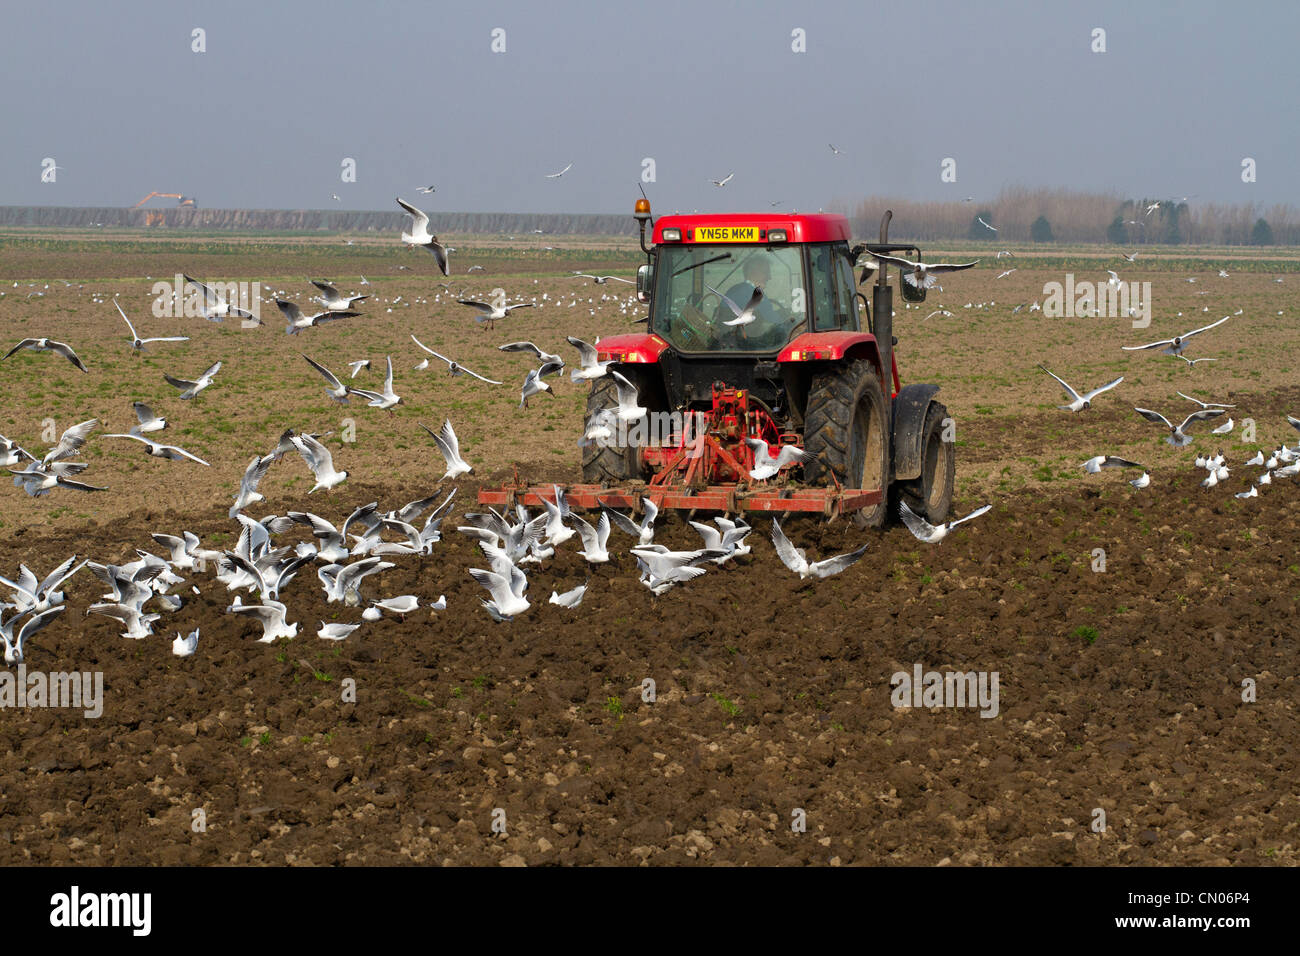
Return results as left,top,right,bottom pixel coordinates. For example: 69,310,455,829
874,211,894,394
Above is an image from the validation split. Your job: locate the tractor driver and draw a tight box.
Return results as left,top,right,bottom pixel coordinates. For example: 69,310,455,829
711,255,795,349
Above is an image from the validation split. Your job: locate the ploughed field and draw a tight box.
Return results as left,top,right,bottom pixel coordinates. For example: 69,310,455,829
0,232,1297,865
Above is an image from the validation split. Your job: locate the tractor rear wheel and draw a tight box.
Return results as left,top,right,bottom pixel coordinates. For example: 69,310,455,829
581,373,642,484
897,401,955,525
803,359,889,529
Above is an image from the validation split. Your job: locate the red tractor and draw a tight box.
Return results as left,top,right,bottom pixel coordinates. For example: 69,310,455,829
479,201,955,527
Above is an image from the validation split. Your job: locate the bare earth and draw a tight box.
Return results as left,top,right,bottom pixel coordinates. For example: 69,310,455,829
0,232,1296,865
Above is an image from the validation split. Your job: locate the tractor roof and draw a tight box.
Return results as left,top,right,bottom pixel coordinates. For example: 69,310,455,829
652,212,850,245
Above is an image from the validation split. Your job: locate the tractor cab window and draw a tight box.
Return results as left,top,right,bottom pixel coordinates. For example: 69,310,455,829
808,244,838,331
651,244,807,353
835,250,860,330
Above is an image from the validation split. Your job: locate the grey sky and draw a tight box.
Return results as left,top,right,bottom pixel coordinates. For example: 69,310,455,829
4,0,1296,214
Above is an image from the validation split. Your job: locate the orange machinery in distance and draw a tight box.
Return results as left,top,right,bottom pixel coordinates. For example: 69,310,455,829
134,192,196,226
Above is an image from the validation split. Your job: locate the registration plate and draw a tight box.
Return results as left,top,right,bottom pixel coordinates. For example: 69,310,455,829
693,225,759,242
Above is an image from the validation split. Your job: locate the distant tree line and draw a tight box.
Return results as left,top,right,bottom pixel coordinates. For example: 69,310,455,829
847,186,1299,245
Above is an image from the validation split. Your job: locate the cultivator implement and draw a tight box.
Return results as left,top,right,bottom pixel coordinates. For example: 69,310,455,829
478,384,883,519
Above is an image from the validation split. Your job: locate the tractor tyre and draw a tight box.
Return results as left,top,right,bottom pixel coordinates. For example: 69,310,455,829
896,401,955,525
803,359,890,529
581,373,641,484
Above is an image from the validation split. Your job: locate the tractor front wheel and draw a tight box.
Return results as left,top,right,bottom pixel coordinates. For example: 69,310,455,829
581,373,642,484
803,359,890,529
896,401,955,525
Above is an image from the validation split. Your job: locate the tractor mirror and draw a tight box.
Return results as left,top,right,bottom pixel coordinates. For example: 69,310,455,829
899,276,927,303
636,263,653,303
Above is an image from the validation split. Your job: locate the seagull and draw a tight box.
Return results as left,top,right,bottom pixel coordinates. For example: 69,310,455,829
410,335,502,383
745,438,815,481
706,283,763,326
104,432,210,465
277,298,359,335
298,353,354,404
996,250,1015,259
416,185,436,193
1122,252,1138,263
292,434,348,492
43,419,98,465
86,602,159,640
1082,455,1145,473
182,275,255,323
770,519,869,578
230,454,274,518
1211,418,1234,435
711,172,734,187
869,253,979,290
688,517,753,564
172,629,199,657
9,466,105,497
609,370,647,421
0,606,65,664
898,502,992,544
1235,485,1258,500
1177,355,1217,367
347,356,403,411
519,363,564,408
229,600,297,642
572,273,634,285
0,434,36,470
1133,406,1225,446
828,144,843,154
996,269,1016,279
1145,202,1160,216
347,359,370,378
469,566,530,619
129,402,167,436
549,582,588,608
320,557,394,605
567,336,612,382
395,197,449,275
310,279,369,311
421,420,472,479
606,498,658,546
164,361,221,400
631,547,715,593
545,163,573,179
499,341,564,366
1178,391,1235,409
317,622,360,641
457,299,533,331
1129,472,1151,489
2,338,88,373
1122,316,1229,356
1038,365,1123,412
571,512,611,564
977,217,997,232
114,298,188,352
924,309,954,321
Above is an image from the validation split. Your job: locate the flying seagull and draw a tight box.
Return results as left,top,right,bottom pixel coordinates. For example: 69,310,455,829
104,432,210,465
572,273,634,285
545,163,573,179
869,253,979,290
309,279,369,311
898,501,992,544
1133,406,1225,447
706,283,763,326
164,361,221,400
711,172,735,187
567,336,612,382
410,334,502,383
395,197,449,275
977,216,997,232
1037,365,1123,412
745,438,815,481
114,298,188,352
1081,455,1145,474
276,298,359,335
43,419,99,465
457,299,534,331
301,353,351,404
291,433,348,493
3,338,88,372
770,519,868,579
1121,316,1228,356
1178,391,1235,409
421,420,472,479
346,356,403,411
182,275,255,323
416,185,436,193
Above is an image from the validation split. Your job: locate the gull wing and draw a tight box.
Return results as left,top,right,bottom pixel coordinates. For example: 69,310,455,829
768,519,805,574
897,501,938,541
395,197,429,231
1177,408,1225,432
1081,376,1124,402
1037,365,1082,403
1180,315,1229,339
301,353,345,391
809,543,870,577
949,504,993,528
1133,407,1174,429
